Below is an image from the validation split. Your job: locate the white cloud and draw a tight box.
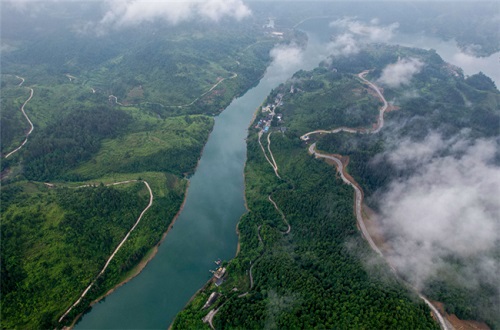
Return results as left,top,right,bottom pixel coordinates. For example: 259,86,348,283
93,0,251,31
331,18,399,43
269,44,304,72
103,0,194,27
327,18,399,57
378,136,500,290
378,57,423,88
327,33,360,57
198,0,251,22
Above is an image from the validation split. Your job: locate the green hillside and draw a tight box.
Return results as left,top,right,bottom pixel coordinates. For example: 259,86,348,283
173,45,499,329
0,7,285,328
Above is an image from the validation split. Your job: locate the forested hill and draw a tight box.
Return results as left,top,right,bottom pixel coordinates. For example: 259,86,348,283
173,44,499,329
0,3,290,328
316,45,500,328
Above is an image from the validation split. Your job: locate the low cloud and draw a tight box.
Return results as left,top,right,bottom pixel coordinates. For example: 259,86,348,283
198,0,251,22
265,43,307,84
330,18,399,43
381,132,469,170
327,18,399,57
378,135,500,291
378,57,423,88
269,44,304,72
327,33,360,57
85,0,251,34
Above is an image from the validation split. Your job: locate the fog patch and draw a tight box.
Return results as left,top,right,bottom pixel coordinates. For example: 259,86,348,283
327,33,360,57
330,18,398,43
266,44,307,84
82,0,251,34
198,0,250,22
327,18,399,57
270,44,304,71
377,135,500,291
378,57,423,88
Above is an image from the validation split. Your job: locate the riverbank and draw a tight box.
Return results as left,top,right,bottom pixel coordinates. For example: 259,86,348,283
235,104,264,258
68,181,191,329
85,115,217,308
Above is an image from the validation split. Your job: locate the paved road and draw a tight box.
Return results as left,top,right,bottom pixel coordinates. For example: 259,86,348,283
357,70,389,133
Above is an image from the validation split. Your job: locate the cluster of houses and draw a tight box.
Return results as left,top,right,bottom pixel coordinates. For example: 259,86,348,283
255,93,286,133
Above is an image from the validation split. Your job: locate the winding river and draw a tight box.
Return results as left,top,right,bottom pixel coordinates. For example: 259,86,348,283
76,18,497,329
75,29,327,330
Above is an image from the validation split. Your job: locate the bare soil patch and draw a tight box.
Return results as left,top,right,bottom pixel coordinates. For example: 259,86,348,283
432,301,490,330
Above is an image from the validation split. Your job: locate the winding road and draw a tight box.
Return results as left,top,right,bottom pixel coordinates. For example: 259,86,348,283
165,72,238,108
108,95,123,106
65,74,77,82
258,131,281,179
248,225,263,290
15,75,25,87
58,180,154,323
300,71,387,142
107,72,237,109
309,143,383,257
4,82,35,159
268,195,291,234
301,71,450,330
267,133,280,176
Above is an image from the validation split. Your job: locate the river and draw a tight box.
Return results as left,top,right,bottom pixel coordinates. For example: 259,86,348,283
75,19,498,329
390,32,500,86
75,28,327,330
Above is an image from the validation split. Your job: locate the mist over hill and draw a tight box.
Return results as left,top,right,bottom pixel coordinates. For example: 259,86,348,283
1,1,498,329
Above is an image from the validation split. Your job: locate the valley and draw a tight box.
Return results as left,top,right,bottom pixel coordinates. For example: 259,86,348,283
1,2,499,329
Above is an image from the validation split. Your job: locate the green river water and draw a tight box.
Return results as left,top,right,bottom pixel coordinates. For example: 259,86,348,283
74,18,499,329
74,23,330,330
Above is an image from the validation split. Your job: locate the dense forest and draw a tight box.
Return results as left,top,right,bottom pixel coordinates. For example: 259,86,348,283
0,3,287,327
2,1,499,329
1,182,147,329
315,45,500,327
174,135,439,327
173,44,499,329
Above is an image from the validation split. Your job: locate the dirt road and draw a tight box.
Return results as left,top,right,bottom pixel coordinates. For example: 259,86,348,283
268,195,291,234
258,131,281,178
301,71,450,330
15,75,25,87
5,86,35,158
58,180,154,323
309,143,383,256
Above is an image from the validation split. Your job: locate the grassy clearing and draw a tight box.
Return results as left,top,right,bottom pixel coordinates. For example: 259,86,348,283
72,115,214,179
